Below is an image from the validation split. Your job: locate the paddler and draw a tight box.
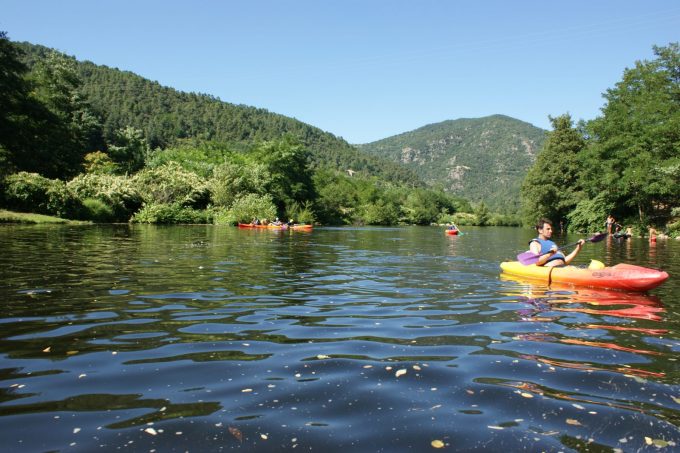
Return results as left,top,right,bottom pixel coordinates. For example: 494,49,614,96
529,218,585,267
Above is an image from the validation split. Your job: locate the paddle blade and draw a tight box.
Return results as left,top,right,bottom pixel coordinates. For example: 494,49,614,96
517,251,540,265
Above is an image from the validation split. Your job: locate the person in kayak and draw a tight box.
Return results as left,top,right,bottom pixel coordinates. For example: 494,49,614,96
529,218,585,267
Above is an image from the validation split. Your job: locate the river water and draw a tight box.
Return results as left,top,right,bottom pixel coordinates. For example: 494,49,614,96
1,225,678,452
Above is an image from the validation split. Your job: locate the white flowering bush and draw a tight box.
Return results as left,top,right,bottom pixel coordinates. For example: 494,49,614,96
67,173,142,221
132,162,209,207
131,203,212,224
3,172,80,218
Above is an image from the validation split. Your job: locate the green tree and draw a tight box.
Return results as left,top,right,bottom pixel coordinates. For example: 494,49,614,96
312,169,360,224
251,136,317,217
209,160,270,207
27,51,102,177
475,201,491,226
83,151,118,175
402,189,441,225
107,126,148,174
0,32,56,177
583,43,680,224
520,114,586,226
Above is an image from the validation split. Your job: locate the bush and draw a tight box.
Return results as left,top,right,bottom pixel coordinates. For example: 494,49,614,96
287,201,317,225
67,173,142,222
132,162,209,208
666,220,680,238
131,203,212,224
360,201,399,225
228,193,277,223
2,172,81,218
442,212,477,225
83,151,118,175
81,198,115,222
209,161,270,208
213,208,235,225
488,213,522,226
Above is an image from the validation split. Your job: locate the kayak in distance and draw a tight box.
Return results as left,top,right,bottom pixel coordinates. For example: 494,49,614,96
238,223,313,231
500,261,669,292
444,224,460,235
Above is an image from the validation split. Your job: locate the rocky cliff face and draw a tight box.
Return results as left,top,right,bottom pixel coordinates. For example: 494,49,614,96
358,115,546,212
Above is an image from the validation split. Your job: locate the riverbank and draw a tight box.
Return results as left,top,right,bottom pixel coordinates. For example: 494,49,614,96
0,210,90,224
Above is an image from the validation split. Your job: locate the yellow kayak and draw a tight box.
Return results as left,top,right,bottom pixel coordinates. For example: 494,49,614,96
500,261,668,292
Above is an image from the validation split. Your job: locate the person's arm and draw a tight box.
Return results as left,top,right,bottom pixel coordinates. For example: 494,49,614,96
563,240,585,265
529,241,557,266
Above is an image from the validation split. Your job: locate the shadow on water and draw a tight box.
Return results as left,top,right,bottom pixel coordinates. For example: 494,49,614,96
0,225,678,451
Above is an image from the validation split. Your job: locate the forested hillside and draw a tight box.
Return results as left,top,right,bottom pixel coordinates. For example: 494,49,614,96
15,42,421,187
358,115,546,212
3,34,476,226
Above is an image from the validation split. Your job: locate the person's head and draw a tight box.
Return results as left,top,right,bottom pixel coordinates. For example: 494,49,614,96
536,218,554,238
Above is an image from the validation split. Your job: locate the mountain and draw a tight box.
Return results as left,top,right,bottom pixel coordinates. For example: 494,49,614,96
357,115,546,212
15,42,422,187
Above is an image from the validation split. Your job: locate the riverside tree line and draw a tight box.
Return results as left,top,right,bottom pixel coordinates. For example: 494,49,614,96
1,31,678,231
520,43,680,236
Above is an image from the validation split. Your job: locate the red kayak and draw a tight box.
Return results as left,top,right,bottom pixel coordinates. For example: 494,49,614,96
445,229,459,235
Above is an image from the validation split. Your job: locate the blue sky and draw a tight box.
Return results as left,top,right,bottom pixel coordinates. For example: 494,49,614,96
2,1,679,143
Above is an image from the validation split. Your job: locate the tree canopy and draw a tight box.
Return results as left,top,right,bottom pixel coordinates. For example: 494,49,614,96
521,43,679,232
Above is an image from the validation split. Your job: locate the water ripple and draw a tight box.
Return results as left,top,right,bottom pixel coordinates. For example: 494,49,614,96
0,225,678,451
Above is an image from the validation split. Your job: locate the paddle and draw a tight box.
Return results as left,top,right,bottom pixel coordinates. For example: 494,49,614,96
516,232,608,265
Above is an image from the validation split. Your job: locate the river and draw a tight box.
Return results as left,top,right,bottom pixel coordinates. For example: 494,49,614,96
1,225,678,452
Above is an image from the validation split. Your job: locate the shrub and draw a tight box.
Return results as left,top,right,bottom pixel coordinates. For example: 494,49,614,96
67,173,142,222
360,201,399,225
228,193,277,223
131,203,212,224
2,172,81,218
83,151,118,175
213,208,235,225
666,220,680,238
209,161,270,208
132,162,209,208
444,212,477,225
287,201,317,225
475,202,491,226
488,213,522,226
81,198,115,222
3,172,54,213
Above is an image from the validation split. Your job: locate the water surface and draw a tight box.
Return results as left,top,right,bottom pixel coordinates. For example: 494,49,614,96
1,225,678,451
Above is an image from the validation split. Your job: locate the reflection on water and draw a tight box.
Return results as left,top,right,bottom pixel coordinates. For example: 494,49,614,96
0,225,678,451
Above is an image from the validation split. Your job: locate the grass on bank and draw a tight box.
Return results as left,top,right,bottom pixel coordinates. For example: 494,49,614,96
0,210,90,224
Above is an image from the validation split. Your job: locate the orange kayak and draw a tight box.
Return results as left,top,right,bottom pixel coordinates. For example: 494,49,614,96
445,229,459,235
500,261,668,292
238,223,312,231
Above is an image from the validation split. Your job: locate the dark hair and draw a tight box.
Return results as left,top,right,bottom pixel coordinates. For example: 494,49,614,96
535,217,552,231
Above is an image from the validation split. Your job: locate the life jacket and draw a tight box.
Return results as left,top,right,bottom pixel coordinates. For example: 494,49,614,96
529,238,565,264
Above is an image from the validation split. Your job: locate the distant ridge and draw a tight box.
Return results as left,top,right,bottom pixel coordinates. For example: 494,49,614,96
358,115,546,212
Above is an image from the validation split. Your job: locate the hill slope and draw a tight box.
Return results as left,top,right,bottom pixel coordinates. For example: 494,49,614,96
358,115,546,212
16,42,422,187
